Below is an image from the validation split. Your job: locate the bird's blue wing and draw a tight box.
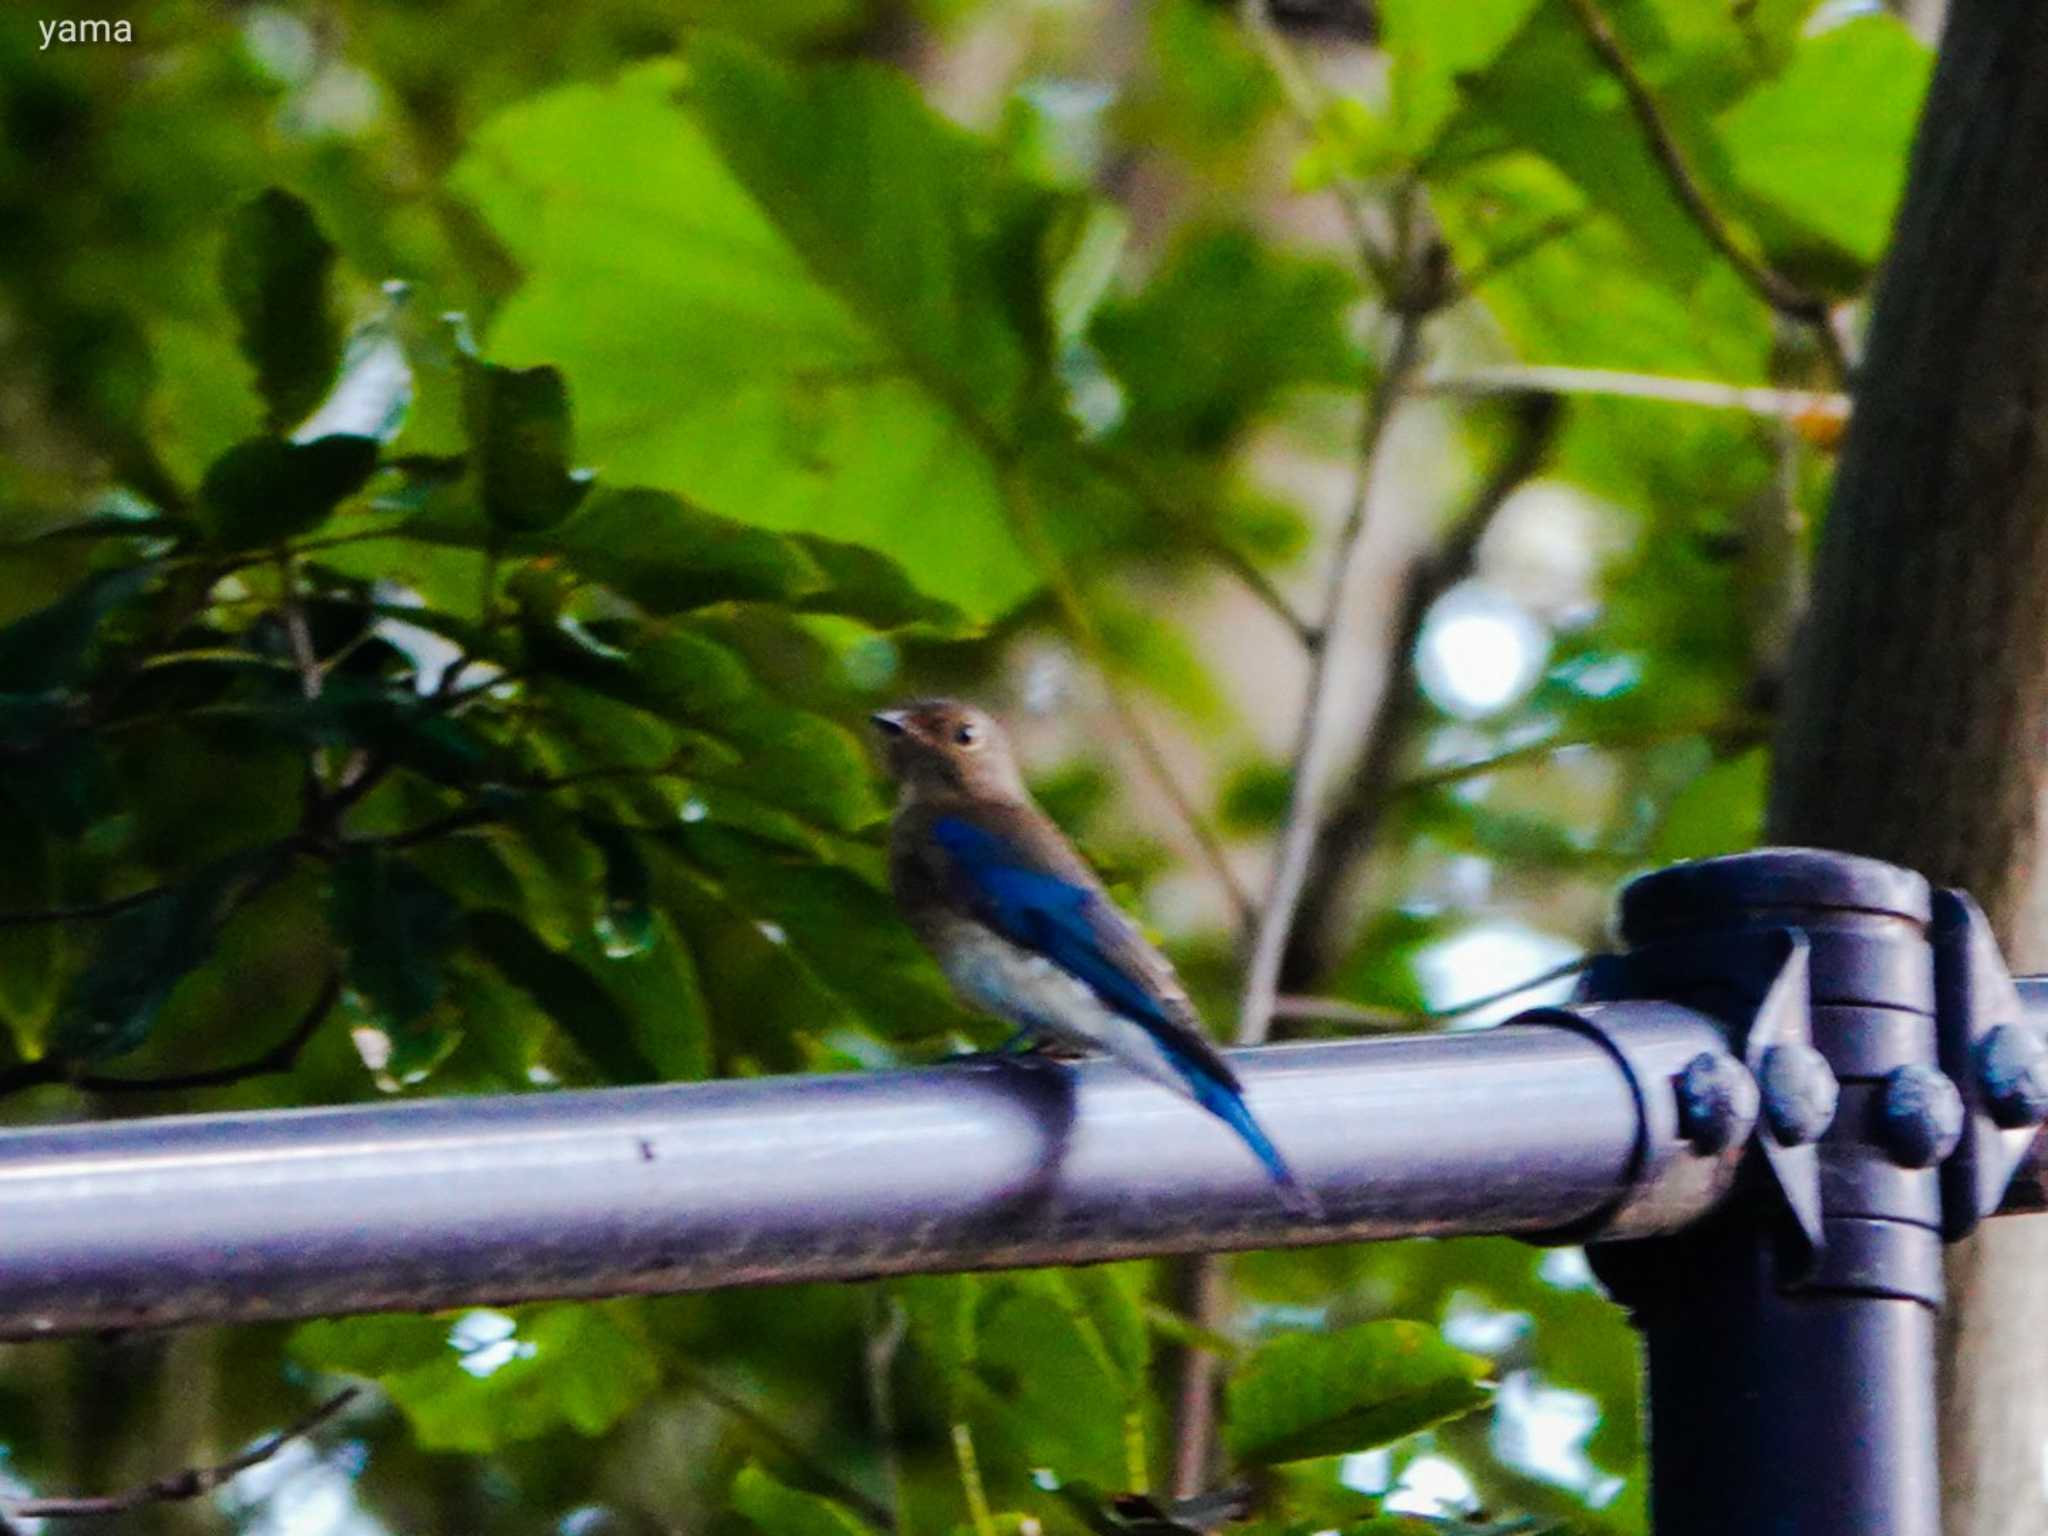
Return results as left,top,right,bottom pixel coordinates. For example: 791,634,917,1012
931,814,1322,1217
929,815,1172,1030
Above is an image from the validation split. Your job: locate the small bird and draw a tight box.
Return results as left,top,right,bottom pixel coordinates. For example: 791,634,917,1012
872,699,1319,1217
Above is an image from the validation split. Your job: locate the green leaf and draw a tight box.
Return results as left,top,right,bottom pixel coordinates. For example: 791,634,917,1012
665,824,968,1041
50,855,270,1061
1649,744,1765,862
544,487,819,611
0,566,156,691
1376,0,1544,155
220,189,342,433
581,818,656,959
197,435,380,549
452,50,1104,622
293,1302,660,1452
463,908,663,1083
533,623,880,832
1094,226,1359,458
329,850,462,1029
1717,15,1931,273
788,533,972,633
1224,1321,1492,1465
456,332,591,533
731,1464,875,1536
272,680,494,787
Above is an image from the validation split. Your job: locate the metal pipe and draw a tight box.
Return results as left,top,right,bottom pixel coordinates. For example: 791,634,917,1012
1595,849,1945,1536
0,1019,1733,1338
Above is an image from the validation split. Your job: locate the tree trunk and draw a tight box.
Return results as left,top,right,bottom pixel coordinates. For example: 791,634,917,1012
1764,3,2048,1532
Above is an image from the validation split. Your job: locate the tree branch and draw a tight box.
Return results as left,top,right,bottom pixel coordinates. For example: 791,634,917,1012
1079,446,1320,648
675,1361,895,1531
0,971,342,1100
0,1389,357,1519
77,971,342,1095
1171,226,1451,1501
1420,364,1849,423
999,472,1260,932
1558,0,1848,379
1236,295,1435,1049
1278,392,1561,991
1235,0,1399,294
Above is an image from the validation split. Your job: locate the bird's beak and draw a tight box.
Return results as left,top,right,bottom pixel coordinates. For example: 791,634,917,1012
869,709,910,738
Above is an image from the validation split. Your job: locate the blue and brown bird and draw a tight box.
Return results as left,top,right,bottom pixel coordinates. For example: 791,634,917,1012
872,698,1319,1216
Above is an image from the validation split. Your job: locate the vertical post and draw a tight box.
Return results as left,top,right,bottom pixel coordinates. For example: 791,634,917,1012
1584,850,1949,1536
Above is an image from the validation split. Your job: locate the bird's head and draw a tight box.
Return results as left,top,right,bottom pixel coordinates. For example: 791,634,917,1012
870,699,1028,803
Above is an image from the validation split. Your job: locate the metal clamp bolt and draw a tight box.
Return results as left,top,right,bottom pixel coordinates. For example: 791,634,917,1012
1674,1051,1757,1155
1976,1022,2048,1129
1877,1064,1965,1168
1759,1043,1838,1146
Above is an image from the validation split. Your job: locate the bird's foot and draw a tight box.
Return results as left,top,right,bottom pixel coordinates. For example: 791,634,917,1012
939,1030,1088,1067
1001,1028,1087,1061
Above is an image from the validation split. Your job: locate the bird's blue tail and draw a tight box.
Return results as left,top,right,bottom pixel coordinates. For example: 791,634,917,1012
1186,1071,1324,1220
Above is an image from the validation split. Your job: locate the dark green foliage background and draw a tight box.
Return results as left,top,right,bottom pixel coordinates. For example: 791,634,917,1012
0,1,1927,1532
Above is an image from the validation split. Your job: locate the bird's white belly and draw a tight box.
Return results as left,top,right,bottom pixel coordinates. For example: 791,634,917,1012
935,922,1189,1097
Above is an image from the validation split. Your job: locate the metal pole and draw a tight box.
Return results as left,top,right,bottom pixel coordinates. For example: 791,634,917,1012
1585,850,1947,1536
0,1014,1738,1338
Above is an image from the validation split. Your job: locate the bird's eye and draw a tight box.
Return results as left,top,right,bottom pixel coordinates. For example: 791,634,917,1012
954,723,980,748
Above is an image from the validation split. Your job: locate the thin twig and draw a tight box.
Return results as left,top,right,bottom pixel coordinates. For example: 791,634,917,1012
1269,994,1416,1028
675,1362,895,1531
1443,213,1588,304
1391,714,1766,797
952,1423,997,1536
1273,956,1595,1030
1280,394,1561,989
1171,234,1437,1503
0,886,170,929
1,1389,358,1519
71,971,343,1095
863,1294,908,1534
1169,1255,1231,1497
1080,447,1319,647
1236,305,1429,1048
1421,364,1848,422
1236,0,1399,294
1429,954,1592,1021
999,473,1259,931
1557,0,1847,379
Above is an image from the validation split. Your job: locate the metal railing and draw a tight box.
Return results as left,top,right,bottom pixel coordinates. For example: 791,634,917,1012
1,847,2045,1536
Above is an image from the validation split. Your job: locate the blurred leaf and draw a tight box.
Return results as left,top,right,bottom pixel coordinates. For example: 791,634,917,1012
731,1464,875,1536
330,850,462,1029
1094,226,1358,457
1718,15,1931,273
457,334,591,534
274,680,494,787
1092,589,1231,728
220,189,341,433
582,818,656,959
1376,0,1541,155
537,487,820,611
1218,759,1291,834
464,908,663,1084
534,624,880,831
1224,1321,1492,1465
197,435,380,549
665,823,968,1040
293,1301,660,1452
50,854,271,1061
453,48,1108,621
1648,744,1765,861
0,565,155,690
